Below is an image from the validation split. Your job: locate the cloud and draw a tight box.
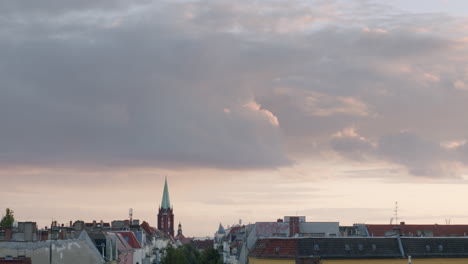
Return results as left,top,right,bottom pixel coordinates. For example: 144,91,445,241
330,128,375,161
0,1,295,170
243,100,280,127
376,132,458,177
2,0,468,178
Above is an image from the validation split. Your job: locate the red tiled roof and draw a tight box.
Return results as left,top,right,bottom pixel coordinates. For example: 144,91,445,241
107,232,135,253
228,226,242,236
231,240,242,248
366,224,468,237
181,237,193,245
0,259,32,264
140,221,155,235
250,238,297,259
175,233,186,241
117,232,142,249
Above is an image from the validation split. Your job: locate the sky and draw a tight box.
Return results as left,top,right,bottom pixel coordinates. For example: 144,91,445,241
2,0,468,237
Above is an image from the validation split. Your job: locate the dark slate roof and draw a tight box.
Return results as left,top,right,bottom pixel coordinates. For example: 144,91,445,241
251,237,468,260
193,239,214,250
298,238,402,259
87,231,107,241
402,238,468,258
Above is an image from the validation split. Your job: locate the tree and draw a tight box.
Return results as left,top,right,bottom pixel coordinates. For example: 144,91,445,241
160,245,190,264
199,248,222,264
0,208,14,228
160,244,221,264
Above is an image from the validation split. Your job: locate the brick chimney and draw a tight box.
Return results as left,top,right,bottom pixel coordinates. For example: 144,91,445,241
59,230,65,240
5,227,12,241
289,217,300,237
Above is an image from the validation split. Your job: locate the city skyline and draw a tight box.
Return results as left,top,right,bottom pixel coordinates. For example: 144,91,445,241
2,0,468,237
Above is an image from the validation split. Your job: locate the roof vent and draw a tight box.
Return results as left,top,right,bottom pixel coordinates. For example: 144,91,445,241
314,244,320,251
372,244,377,251
345,244,350,251
358,244,364,251
425,245,431,252
438,245,443,252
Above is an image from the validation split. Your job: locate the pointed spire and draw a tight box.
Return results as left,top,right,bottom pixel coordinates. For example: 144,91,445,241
177,222,183,236
218,223,225,234
161,177,171,209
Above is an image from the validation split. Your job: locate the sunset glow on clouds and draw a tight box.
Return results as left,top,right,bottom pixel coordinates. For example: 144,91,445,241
3,0,468,236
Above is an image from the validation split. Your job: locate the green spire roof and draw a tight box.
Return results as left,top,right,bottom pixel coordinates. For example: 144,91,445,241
161,177,171,209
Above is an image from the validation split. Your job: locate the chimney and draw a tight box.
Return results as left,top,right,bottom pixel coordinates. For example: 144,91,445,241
289,217,300,237
74,221,84,231
277,219,284,222
400,222,405,225
69,221,72,227
59,230,65,240
5,227,12,241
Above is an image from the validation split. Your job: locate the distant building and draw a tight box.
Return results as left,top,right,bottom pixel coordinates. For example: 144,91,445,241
214,216,340,264
157,177,175,238
366,222,468,237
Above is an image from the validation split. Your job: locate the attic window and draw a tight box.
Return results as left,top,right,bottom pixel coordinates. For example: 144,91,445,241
358,244,364,251
314,244,320,251
345,244,350,251
372,244,377,251
425,245,431,252
438,245,443,252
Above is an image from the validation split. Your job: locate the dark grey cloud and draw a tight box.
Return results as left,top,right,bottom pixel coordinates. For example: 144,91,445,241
376,132,454,177
2,0,468,177
0,1,292,169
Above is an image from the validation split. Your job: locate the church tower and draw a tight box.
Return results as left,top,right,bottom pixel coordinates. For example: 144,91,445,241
158,177,174,237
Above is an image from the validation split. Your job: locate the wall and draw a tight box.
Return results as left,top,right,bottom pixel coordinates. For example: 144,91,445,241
322,260,406,264
133,248,145,264
250,257,468,264
248,257,294,264
322,259,468,264
300,222,340,237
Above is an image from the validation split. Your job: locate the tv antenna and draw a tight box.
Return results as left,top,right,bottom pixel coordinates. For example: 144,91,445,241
394,202,399,224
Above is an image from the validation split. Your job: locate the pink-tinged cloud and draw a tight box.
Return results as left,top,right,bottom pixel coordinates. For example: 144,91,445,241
244,100,280,127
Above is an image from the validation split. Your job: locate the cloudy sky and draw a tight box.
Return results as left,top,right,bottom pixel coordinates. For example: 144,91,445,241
2,0,468,236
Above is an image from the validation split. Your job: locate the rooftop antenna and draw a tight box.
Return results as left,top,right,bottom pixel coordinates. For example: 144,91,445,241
394,201,399,224
445,218,451,225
